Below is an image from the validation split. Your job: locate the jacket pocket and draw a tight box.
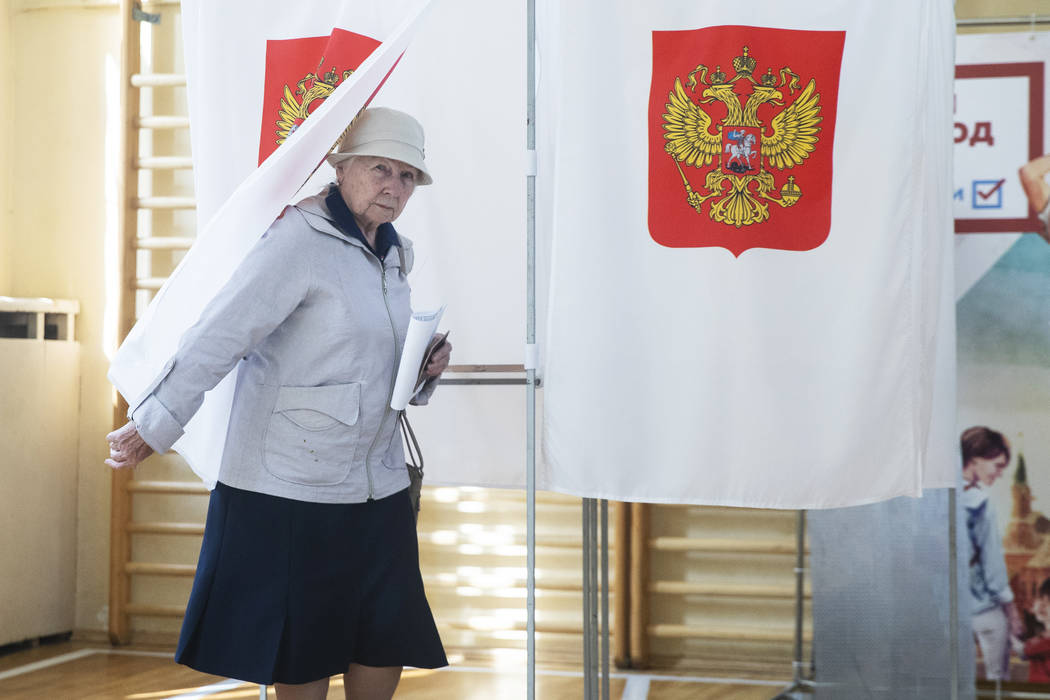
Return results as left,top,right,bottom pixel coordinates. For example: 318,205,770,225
263,383,361,486
381,416,404,470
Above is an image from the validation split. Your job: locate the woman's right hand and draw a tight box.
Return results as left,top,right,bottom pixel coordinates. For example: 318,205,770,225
106,420,154,470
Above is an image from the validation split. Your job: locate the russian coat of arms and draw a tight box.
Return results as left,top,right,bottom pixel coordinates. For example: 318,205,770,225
274,60,354,147
257,29,380,165
662,45,820,229
647,27,845,255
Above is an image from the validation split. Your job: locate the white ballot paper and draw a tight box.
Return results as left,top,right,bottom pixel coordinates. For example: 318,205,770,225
390,306,446,410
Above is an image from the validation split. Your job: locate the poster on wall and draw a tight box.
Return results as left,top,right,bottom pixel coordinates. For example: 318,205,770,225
956,31,1050,686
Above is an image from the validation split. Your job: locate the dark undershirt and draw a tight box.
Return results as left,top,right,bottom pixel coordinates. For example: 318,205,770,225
324,185,401,260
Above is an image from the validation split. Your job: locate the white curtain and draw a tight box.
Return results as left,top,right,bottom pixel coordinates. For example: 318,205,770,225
538,0,957,507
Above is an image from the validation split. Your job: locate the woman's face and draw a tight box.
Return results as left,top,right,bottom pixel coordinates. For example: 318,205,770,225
966,453,1009,487
337,156,419,234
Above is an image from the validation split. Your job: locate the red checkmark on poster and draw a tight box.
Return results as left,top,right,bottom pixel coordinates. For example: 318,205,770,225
977,179,1006,200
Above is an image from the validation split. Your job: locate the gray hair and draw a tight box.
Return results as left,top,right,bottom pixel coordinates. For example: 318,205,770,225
333,156,356,185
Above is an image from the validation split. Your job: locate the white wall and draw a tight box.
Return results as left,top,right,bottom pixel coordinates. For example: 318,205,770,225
0,0,12,291
6,1,121,634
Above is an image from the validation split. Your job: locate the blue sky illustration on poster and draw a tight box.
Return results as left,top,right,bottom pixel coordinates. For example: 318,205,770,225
957,232,1050,680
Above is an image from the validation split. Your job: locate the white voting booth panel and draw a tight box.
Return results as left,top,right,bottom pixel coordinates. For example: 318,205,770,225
409,385,536,490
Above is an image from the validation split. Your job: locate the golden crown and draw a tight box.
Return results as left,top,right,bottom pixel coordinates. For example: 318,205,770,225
732,46,757,76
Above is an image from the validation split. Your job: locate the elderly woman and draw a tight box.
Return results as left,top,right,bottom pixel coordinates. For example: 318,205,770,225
106,107,450,700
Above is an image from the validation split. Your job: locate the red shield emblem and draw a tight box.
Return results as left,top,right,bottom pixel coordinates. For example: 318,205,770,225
648,26,845,256
257,28,381,165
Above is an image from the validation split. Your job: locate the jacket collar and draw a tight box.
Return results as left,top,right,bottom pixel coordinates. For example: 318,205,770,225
293,187,401,258
324,186,401,259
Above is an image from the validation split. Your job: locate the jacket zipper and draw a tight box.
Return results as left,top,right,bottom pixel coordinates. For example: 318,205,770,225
362,260,402,500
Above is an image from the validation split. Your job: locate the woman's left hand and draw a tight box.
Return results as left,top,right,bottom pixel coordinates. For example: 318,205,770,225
425,335,452,377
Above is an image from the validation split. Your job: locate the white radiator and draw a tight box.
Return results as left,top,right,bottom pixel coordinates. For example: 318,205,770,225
0,297,79,646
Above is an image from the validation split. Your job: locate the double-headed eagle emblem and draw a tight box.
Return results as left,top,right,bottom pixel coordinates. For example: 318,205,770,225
274,59,353,147
662,46,822,228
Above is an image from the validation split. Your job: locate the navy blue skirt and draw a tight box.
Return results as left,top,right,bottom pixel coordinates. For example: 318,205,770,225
175,482,447,685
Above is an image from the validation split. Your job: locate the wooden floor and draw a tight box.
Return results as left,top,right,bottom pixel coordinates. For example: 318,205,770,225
0,642,790,699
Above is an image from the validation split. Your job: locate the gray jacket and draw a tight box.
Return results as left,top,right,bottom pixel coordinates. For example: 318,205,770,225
131,190,432,503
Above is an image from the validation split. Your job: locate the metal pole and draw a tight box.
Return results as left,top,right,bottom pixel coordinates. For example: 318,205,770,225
525,0,537,698
793,510,806,688
956,15,1050,27
590,498,600,698
773,510,809,700
259,685,267,699
601,499,610,700
583,498,593,699
949,488,959,700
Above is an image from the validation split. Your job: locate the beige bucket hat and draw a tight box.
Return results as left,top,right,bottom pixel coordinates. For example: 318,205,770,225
325,107,433,186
